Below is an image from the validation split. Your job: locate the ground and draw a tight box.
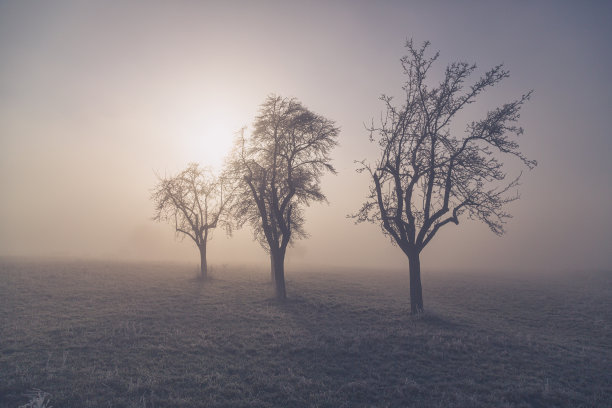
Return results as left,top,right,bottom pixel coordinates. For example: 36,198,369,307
0,258,610,407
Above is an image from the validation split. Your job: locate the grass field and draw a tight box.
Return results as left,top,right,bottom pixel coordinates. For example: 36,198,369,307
0,258,610,407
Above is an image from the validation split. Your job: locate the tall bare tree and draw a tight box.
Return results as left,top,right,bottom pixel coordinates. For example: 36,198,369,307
354,40,536,314
151,163,232,278
231,95,339,300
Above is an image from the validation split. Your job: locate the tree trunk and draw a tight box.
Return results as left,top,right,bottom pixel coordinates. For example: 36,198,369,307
408,250,424,314
271,249,286,300
199,244,207,279
270,252,276,283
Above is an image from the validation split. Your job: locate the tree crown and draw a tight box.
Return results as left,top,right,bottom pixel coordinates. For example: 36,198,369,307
151,162,232,246
230,95,339,251
355,40,536,254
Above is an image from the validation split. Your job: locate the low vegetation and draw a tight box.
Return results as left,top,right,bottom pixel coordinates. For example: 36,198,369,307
1,258,610,407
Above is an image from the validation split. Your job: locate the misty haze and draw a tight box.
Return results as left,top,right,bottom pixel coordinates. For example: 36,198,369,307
1,2,611,407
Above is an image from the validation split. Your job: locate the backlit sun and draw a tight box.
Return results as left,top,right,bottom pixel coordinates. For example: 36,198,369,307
178,104,242,171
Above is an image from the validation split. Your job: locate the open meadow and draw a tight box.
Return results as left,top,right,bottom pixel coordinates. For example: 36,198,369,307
0,258,610,407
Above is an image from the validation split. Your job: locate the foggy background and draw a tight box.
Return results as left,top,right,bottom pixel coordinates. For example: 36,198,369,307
1,1,610,273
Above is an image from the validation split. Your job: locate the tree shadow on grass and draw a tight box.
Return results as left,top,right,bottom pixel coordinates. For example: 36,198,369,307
415,310,466,331
275,291,467,336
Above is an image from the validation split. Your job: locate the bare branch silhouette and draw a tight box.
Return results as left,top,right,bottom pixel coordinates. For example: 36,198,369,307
229,95,339,300
151,163,234,278
352,40,536,314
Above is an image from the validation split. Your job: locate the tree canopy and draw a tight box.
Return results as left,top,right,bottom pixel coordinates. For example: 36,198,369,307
151,163,233,278
231,95,339,299
354,40,536,313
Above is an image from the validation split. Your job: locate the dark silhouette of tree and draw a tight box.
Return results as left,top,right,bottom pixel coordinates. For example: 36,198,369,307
151,163,233,279
354,40,536,314
231,95,339,300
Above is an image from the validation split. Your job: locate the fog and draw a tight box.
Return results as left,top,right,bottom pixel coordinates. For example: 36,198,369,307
1,1,611,273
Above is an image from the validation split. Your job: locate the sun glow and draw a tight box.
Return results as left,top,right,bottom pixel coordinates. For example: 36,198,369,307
176,103,242,171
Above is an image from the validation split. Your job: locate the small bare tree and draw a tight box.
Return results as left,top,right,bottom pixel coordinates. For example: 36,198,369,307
230,95,339,300
151,163,232,278
354,40,536,314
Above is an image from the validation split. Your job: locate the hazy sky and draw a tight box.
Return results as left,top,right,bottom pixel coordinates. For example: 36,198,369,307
1,1,611,273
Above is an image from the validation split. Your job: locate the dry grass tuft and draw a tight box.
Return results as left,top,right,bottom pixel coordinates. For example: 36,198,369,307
17,389,52,408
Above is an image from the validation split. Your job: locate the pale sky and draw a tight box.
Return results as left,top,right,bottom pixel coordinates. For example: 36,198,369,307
1,1,611,273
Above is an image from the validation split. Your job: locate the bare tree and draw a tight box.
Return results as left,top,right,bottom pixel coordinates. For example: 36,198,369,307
354,40,536,314
231,95,339,300
151,163,232,279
